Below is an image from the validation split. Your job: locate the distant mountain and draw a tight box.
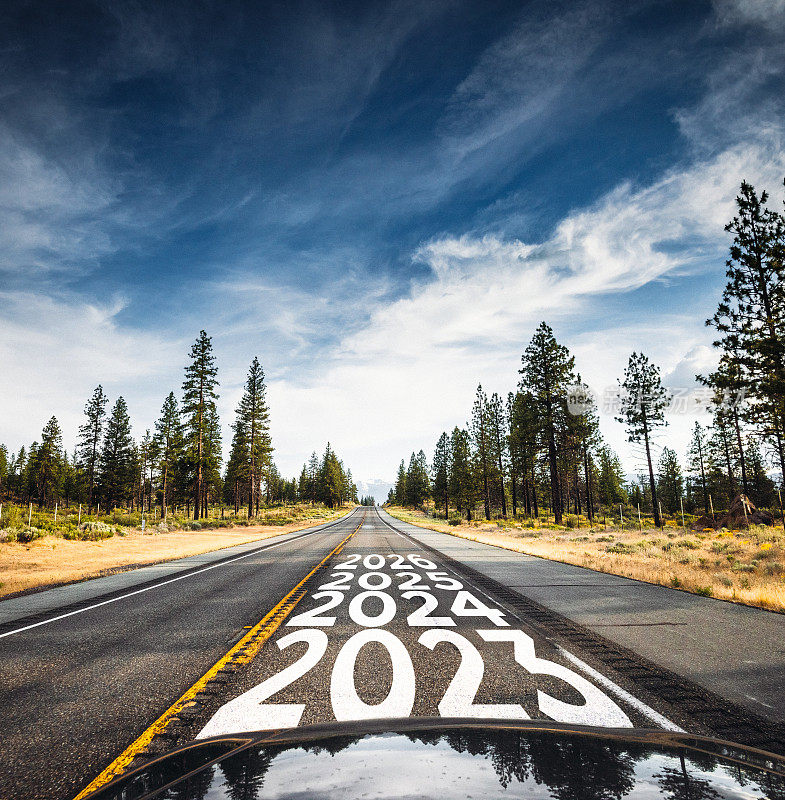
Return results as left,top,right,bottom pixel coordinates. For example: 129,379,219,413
355,478,394,505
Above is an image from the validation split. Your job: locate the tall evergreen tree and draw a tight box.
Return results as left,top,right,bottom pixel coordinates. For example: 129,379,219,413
657,447,684,514
708,180,785,485
432,432,451,518
100,397,135,509
394,460,407,505
597,445,628,507
449,427,476,520
470,385,493,520
182,331,219,519
318,443,344,508
33,416,63,508
568,375,601,521
236,357,272,518
487,392,508,518
700,353,749,496
405,450,430,507
616,352,669,527
519,323,575,523
77,385,108,510
686,422,710,515
153,392,184,519
509,390,540,518
746,438,776,508
203,402,223,516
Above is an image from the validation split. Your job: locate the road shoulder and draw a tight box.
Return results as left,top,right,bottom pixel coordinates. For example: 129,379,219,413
378,508,785,726
0,513,352,629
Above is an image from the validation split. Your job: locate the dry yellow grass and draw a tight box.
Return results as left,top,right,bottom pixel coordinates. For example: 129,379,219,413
0,507,349,599
386,506,785,613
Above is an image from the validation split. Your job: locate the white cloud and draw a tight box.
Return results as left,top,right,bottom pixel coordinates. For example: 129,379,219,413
0,291,181,452
263,135,785,481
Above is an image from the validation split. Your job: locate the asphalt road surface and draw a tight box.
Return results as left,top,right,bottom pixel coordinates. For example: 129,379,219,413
0,506,781,800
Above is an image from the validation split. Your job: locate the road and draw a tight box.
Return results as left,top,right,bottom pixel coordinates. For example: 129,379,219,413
0,506,783,800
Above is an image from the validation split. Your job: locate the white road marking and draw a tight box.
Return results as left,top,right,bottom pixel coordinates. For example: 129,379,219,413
0,520,354,639
331,629,416,720
196,629,329,738
379,511,683,732
558,648,684,731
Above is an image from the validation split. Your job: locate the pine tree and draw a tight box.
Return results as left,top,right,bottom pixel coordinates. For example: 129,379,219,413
153,392,184,519
449,427,476,520
77,385,108,510
470,385,493,520
308,452,320,503
33,416,63,508
394,460,407,505
432,432,451,518
182,331,219,519
487,392,508,518
318,443,344,508
657,447,684,514
597,445,628,507
0,443,8,500
519,323,575,523
686,422,710,515
405,450,430,507
509,390,540,518
707,407,738,506
700,353,749,496
138,429,155,512
225,423,249,514
708,180,785,485
100,397,135,509
203,402,223,516
568,375,600,521
616,352,669,527
746,439,776,508
235,357,272,518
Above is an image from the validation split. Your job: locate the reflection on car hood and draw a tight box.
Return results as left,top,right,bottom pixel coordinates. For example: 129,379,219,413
88,719,785,800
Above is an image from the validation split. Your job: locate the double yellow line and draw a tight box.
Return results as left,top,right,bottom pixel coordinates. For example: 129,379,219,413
75,511,364,799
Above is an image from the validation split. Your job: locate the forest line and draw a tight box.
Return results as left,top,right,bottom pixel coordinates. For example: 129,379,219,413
0,331,358,524
390,179,785,526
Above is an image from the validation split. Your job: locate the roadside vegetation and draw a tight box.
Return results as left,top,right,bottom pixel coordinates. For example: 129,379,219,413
0,331,361,596
387,505,785,612
0,502,349,599
0,331,358,533
386,179,785,609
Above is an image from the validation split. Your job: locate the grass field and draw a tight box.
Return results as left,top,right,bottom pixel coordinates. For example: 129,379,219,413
386,506,785,613
0,503,350,598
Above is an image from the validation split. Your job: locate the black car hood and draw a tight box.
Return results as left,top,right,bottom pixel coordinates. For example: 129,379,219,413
87,719,785,800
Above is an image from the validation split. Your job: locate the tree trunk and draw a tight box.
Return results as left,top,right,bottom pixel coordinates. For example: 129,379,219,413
774,420,785,490
511,467,518,517
643,415,661,528
732,408,749,496
721,427,736,499
161,464,168,519
531,464,539,518
697,440,709,516
582,445,593,522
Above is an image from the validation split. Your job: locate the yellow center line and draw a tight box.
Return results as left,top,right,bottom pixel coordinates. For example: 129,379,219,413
74,510,364,799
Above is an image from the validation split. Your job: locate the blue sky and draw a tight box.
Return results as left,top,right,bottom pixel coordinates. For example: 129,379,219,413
1,0,784,489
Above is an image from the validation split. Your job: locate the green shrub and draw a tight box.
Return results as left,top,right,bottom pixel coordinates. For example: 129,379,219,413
695,586,714,597
448,518,461,526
